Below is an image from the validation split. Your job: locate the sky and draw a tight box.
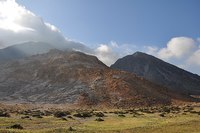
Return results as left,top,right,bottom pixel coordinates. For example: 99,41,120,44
0,0,200,74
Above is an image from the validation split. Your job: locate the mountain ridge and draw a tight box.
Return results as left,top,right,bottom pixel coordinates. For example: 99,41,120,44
111,52,200,96
0,50,191,108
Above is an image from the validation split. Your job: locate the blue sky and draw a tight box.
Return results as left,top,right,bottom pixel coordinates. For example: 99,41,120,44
16,0,200,47
1,0,200,74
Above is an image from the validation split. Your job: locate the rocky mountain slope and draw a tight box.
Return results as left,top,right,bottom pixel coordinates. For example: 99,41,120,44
0,50,187,108
111,52,200,96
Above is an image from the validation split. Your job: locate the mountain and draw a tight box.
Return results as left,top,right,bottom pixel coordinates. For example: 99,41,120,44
0,41,92,62
0,50,186,108
111,52,200,97
0,42,55,62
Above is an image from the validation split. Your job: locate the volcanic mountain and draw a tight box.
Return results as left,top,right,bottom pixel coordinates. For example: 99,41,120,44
111,52,200,97
0,49,189,108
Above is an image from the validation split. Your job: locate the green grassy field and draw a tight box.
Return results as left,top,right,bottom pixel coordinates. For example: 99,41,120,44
0,105,200,133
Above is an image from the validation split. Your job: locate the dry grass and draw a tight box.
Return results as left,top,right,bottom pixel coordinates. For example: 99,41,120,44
0,104,200,133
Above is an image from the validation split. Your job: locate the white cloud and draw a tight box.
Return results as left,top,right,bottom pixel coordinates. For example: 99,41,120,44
197,38,200,43
95,44,119,66
110,41,119,48
0,0,90,52
158,37,196,60
94,41,140,66
0,0,64,47
143,37,200,75
144,46,158,55
0,0,36,33
187,49,200,66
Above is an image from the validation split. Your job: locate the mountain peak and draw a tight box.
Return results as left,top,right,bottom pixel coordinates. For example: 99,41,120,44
132,51,145,56
111,52,200,96
132,51,157,60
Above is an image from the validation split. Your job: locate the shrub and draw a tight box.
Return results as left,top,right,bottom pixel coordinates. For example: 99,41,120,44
54,111,70,118
159,113,165,117
73,111,92,118
133,114,137,117
21,116,30,119
182,113,187,115
61,117,68,121
118,114,126,117
8,124,23,129
189,111,200,115
32,110,45,115
0,111,10,117
44,110,53,116
73,113,82,117
95,117,104,122
67,115,73,119
114,111,128,114
19,110,31,115
32,114,43,118
162,107,170,113
95,112,105,117
82,112,93,117
132,111,143,116
68,126,75,131
187,106,194,111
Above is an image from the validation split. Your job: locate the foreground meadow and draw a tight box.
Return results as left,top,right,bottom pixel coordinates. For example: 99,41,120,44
0,104,200,133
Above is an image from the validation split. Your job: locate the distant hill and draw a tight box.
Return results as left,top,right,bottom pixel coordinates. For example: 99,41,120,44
0,50,189,108
111,52,200,96
0,41,92,62
0,42,55,62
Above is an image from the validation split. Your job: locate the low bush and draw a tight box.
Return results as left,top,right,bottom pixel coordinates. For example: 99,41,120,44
114,111,128,114
73,111,92,118
8,124,23,129
189,111,200,115
54,111,70,118
118,114,126,117
68,126,75,131
21,116,30,119
67,115,74,119
44,110,53,116
32,114,43,118
61,117,68,121
0,111,10,117
95,117,104,122
95,112,105,117
159,113,165,117
162,107,170,113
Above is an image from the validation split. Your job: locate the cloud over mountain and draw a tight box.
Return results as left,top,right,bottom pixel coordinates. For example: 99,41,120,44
187,48,200,66
158,37,196,59
95,44,119,66
0,0,117,66
94,41,140,66
0,0,91,54
0,0,66,47
145,37,200,75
